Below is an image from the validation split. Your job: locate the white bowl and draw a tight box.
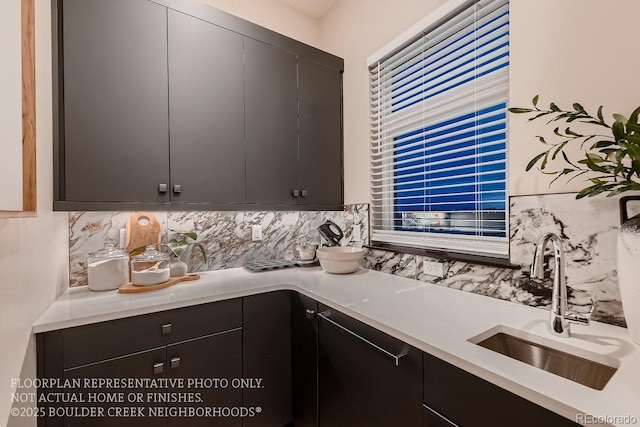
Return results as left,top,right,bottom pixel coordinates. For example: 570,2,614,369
316,247,364,274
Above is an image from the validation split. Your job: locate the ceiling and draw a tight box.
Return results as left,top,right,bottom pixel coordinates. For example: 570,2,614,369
278,0,338,19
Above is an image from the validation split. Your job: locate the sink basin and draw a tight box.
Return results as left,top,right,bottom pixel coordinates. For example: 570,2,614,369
469,326,619,390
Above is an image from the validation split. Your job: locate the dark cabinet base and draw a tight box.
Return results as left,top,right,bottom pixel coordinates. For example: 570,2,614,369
37,291,582,427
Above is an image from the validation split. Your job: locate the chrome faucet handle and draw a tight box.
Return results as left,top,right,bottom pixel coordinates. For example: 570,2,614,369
565,296,597,326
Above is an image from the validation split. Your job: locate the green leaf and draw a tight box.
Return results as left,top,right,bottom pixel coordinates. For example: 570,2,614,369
591,140,616,149
508,107,534,114
552,141,568,160
180,231,198,241
561,151,577,168
532,95,539,108
195,243,208,263
597,105,605,124
586,153,606,162
626,121,640,133
576,187,595,199
541,151,550,170
629,106,640,124
565,127,581,137
550,102,561,112
526,152,547,171
613,113,628,124
573,103,584,111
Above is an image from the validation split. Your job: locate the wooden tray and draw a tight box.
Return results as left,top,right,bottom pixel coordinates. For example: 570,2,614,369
118,274,200,293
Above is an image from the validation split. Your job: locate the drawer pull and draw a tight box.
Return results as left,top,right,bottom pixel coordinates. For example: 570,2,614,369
153,362,164,375
161,323,172,335
423,403,459,426
170,357,181,369
305,309,316,319
317,311,406,367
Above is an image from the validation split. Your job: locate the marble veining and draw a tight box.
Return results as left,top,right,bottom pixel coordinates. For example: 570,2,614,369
67,194,626,327
357,194,625,327
69,205,368,287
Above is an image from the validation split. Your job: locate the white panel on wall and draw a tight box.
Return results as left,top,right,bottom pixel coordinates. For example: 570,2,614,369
0,0,23,211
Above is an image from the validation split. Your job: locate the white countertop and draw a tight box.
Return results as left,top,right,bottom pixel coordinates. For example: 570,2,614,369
33,267,639,426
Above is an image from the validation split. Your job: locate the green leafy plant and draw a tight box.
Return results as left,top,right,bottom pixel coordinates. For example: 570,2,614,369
509,95,640,198
165,231,207,262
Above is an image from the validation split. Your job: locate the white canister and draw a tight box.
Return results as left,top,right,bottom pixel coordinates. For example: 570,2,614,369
87,243,129,291
130,245,170,286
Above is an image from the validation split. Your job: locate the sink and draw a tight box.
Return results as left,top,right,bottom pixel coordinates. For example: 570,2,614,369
469,326,619,390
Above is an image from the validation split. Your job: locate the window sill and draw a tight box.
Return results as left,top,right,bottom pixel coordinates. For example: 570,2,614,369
365,242,520,269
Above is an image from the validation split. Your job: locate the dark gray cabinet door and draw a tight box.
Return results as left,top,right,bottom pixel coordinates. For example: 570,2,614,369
64,348,168,427
291,293,319,427
298,58,343,206
318,304,422,427
168,10,246,204
243,291,292,427
62,0,169,202
167,330,243,427
423,352,580,427
244,38,299,205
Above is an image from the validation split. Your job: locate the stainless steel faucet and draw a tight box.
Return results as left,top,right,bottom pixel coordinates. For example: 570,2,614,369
531,233,595,337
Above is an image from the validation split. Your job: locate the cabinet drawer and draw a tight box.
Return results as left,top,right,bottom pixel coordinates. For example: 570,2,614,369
63,298,241,368
423,352,579,427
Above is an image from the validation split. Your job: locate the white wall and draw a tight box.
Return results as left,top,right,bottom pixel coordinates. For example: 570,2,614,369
200,0,321,46
0,1,69,426
0,0,24,210
319,0,640,202
509,0,640,196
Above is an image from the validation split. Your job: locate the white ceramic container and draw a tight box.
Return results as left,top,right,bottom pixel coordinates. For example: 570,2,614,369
316,247,364,274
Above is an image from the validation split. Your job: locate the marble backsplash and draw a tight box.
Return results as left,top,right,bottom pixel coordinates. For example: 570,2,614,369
69,205,369,287
362,193,625,327
68,194,626,327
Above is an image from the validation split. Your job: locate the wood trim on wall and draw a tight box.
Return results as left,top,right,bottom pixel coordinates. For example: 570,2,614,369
0,0,37,218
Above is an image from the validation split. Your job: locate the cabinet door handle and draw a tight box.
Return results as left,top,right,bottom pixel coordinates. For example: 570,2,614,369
305,309,316,319
173,185,182,193
423,403,459,426
292,189,300,197
170,357,181,369
161,323,172,335
158,184,168,193
317,311,406,367
153,362,164,375
301,189,308,197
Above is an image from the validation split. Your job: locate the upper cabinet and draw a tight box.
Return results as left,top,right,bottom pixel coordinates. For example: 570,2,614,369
60,0,170,204
244,38,299,205
298,58,343,206
168,10,246,204
53,0,344,211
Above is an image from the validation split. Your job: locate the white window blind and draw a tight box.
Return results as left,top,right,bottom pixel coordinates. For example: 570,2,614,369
369,0,509,258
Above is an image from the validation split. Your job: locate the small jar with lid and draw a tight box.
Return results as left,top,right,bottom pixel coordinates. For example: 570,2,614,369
130,245,170,286
87,242,130,291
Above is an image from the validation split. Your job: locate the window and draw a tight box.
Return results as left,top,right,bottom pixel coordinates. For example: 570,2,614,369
368,0,509,258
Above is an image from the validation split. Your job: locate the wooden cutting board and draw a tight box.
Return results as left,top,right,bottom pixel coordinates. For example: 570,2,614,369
125,212,162,254
118,274,200,293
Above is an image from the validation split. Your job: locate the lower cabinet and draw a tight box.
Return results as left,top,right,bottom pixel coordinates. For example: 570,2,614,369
37,299,242,427
291,293,319,427
243,291,292,427
317,303,423,427
423,352,579,427
36,291,582,427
